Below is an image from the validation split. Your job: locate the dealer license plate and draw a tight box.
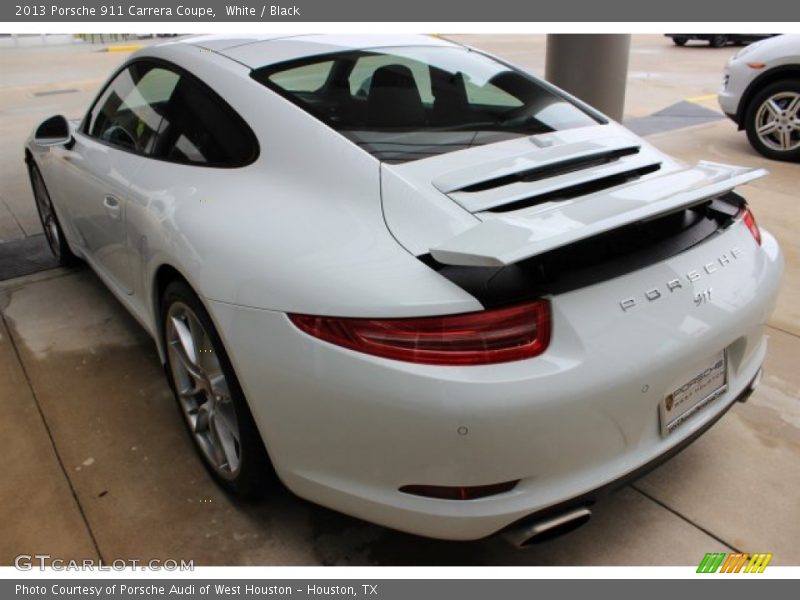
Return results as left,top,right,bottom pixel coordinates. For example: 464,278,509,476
660,351,727,437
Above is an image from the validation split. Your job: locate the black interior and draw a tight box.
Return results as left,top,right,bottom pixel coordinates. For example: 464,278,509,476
366,64,427,127
86,60,257,167
276,61,523,131
252,49,601,163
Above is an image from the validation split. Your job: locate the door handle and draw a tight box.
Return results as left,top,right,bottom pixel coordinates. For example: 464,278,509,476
103,195,122,221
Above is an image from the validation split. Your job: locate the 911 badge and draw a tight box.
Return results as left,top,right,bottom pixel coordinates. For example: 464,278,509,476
619,247,742,312
694,288,713,306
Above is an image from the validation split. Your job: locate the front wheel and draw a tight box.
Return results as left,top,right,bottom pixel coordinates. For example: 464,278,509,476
161,280,273,498
744,80,800,162
672,36,688,46
28,163,79,266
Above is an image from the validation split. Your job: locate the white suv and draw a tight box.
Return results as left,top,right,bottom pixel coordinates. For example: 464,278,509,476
719,34,800,161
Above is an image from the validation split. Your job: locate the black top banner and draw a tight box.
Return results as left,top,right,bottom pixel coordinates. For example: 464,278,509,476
4,0,799,22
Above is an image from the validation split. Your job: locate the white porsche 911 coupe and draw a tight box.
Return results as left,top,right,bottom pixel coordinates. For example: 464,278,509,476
26,34,783,545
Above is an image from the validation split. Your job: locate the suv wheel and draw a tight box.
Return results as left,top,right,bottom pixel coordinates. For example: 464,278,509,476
745,79,800,162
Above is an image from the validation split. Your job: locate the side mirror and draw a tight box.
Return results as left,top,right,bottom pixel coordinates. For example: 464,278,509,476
34,115,72,147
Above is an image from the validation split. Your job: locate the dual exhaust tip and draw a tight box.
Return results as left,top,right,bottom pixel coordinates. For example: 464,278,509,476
502,506,592,548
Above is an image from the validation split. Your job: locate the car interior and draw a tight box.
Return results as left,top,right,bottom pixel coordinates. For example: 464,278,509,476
87,64,256,166
253,50,600,162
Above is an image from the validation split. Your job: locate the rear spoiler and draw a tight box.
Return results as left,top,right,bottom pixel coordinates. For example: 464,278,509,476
429,161,767,267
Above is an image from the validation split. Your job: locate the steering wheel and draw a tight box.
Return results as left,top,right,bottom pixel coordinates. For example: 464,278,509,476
101,125,137,150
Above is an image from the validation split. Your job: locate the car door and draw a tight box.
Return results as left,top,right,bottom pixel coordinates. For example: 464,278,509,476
53,63,179,294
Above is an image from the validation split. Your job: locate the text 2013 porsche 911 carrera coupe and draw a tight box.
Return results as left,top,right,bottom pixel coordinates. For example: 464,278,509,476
25,34,783,545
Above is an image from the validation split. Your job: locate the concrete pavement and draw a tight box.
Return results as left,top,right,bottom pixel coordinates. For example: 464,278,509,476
0,276,98,564
0,34,798,566
0,39,160,242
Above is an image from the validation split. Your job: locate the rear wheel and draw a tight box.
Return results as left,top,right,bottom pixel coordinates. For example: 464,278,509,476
28,163,79,266
709,35,728,48
744,80,800,162
672,36,688,46
161,280,272,498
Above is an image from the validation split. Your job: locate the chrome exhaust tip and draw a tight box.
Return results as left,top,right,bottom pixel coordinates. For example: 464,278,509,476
502,507,591,548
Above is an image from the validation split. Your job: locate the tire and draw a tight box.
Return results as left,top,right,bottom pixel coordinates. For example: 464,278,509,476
709,35,728,48
744,79,800,162
672,36,688,46
161,280,273,498
28,162,79,267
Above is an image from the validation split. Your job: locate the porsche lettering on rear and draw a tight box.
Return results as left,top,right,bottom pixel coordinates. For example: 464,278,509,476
619,247,743,312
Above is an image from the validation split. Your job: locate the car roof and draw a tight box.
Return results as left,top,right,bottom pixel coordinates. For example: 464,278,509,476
165,34,461,69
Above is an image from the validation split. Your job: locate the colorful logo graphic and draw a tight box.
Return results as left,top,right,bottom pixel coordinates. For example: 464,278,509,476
697,552,772,573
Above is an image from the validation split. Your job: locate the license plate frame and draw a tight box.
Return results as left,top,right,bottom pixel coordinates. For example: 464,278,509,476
660,351,728,437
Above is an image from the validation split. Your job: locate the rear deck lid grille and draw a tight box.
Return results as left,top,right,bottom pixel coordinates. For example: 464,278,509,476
484,162,662,213
432,138,667,215
458,145,641,193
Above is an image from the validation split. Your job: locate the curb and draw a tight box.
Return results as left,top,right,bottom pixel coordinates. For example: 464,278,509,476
103,44,143,53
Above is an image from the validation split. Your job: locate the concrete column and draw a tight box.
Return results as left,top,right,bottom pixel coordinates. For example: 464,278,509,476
545,34,631,122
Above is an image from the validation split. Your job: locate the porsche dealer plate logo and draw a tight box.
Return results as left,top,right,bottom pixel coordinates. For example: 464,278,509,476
660,352,727,437
619,247,743,312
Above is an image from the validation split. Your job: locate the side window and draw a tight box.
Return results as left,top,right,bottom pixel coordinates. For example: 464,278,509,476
153,74,257,166
267,60,334,92
88,64,179,154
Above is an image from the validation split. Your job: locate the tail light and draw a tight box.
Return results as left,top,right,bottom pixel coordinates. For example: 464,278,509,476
740,205,762,246
288,300,551,366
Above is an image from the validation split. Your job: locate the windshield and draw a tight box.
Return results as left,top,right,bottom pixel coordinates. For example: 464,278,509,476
251,46,603,163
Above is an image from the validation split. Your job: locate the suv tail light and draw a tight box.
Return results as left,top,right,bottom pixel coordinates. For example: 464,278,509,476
288,300,551,366
740,205,762,246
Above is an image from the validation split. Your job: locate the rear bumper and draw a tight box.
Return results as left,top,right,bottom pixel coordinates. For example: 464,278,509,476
501,367,761,537
209,223,783,540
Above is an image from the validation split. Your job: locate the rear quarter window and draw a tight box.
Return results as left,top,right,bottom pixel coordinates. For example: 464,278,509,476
86,59,258,167
153,73,258,167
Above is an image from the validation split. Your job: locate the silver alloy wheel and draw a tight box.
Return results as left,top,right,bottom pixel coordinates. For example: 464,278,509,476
166,302,242,479
754,91,800,153
31,168,61,258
